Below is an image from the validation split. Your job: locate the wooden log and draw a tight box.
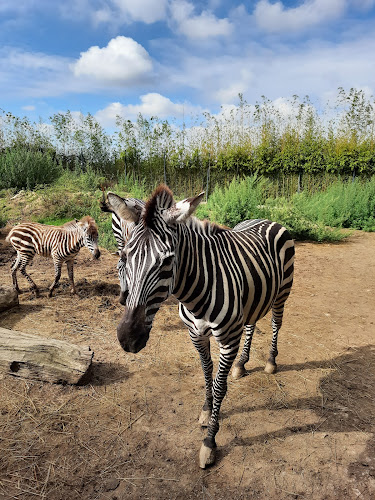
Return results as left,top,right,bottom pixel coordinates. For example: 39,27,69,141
0,327,93,385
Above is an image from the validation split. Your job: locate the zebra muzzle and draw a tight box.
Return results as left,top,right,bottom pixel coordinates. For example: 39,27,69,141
117,305,150,353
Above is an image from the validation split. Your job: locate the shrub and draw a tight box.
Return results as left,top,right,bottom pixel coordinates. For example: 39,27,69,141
0,147,62,190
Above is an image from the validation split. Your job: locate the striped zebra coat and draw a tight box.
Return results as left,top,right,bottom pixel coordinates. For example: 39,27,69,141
100,192,145,303
6,216,100,297
100,192,145,255
116,185,295,468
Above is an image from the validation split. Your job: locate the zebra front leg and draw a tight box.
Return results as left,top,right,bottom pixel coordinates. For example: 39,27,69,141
232,324,255,380
189,331,213,427
66,260,77,295
200,338,240,468
48,258,62,297
264,312,283,374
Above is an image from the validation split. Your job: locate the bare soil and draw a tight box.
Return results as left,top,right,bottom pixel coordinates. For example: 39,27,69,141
0,229,374,500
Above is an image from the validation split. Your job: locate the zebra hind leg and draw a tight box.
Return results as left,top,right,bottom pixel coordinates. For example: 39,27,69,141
264,307,284,374
232,324,255,380
11,254,22,293
19,256,39,296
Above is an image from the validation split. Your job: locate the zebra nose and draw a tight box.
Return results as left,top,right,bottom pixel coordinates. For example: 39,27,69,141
94,249,100,259
117,305,149,353
119,290,128,305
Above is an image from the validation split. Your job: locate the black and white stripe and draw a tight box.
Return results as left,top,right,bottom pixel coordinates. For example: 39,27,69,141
100,192,145,303
6,216,100,297
116,186,294,468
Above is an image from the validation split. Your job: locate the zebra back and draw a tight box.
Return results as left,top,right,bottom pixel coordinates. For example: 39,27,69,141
6,217,98,260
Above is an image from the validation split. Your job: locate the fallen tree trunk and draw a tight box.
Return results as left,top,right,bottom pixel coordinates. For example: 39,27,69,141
0,327,93,385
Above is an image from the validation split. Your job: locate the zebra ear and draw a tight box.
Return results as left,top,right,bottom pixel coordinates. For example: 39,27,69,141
107,192,142,223
163,192,205,224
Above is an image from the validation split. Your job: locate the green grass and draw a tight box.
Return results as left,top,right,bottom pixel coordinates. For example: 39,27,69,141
3,171,374,247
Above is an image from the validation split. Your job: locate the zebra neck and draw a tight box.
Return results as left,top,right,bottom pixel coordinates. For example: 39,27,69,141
173,224,216,308
68,224,85,248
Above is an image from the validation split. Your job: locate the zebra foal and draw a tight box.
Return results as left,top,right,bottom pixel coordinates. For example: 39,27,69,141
6,216,100,297
115,185,294,468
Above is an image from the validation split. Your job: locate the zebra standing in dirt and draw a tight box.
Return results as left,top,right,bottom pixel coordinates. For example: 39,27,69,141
100,192,145,303
6,216,100,297
115,185,295,468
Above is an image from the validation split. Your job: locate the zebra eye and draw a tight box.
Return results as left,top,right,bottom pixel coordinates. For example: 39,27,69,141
161,253,174,266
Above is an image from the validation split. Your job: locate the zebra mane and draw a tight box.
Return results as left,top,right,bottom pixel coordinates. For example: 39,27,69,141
63,216,98,236
143,185,174,228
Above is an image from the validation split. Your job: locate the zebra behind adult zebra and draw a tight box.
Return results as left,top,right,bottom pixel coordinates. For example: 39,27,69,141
6,216,100,297
115,185,295,468
100,192,145,303
100,192,145,255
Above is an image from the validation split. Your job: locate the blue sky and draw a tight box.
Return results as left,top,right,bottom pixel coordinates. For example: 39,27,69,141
1,0,375,128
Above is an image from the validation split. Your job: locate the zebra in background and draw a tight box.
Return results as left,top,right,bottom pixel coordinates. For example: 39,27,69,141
100,191,145,304
115,185,295,468
100,191,145,255
6,216,100,297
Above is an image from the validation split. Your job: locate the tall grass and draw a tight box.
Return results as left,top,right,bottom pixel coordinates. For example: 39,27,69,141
198,175,375,241
0,147,62,190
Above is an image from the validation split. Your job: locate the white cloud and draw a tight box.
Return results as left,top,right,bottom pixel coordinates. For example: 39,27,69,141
112,0,168,24
254,0,347,34
95,93,203,126
71,36,153,85
59,0,168,26
169,0,233,39
22,105,36,111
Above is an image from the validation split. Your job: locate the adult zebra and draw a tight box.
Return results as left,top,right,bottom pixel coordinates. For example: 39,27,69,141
116,185,295,468
100,192,145,303
6,216,100,297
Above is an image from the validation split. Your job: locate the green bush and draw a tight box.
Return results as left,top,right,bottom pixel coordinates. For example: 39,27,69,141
201,175,348,241
0,148,62,190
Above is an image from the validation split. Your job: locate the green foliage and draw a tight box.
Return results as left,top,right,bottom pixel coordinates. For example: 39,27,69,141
198,176,266,226
0,147,62,190
201,175,352,242
293,177,375,231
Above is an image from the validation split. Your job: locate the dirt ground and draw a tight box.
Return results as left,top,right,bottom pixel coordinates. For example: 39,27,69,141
0,228,374,500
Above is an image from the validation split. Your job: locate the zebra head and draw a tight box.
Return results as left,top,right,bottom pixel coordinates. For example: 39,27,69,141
78,216,101,259
105,192,145,304
117,185,204,354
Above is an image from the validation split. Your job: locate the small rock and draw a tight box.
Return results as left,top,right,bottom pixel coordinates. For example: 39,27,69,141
104,478,120,491
0,286,19,312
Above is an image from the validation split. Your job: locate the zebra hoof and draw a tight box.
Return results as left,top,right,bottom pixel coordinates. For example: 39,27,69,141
232,364,247,380
199,443,216,469
199,410,211,427
264,361,277,374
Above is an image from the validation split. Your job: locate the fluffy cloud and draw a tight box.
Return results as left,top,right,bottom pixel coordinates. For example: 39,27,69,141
111,0,168,24
95,93,202,126
169,0,233,39
59,0,168,26
71,36,153,85
254,0,347,33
